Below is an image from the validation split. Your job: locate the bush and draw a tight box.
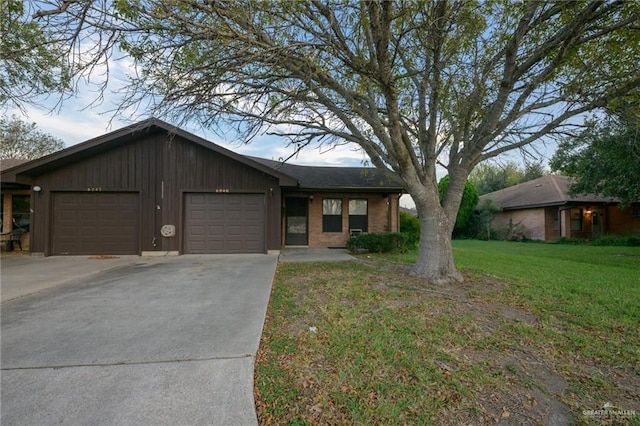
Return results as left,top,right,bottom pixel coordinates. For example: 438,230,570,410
554,235,640,246
497,219,527,242
438,176,479,233
554,237,584,245
346,232,409,253
400,212,420,249
591,235,640,246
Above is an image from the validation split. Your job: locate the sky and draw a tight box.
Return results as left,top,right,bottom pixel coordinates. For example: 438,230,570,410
4,55,560,210
6,87,561,210
6,75,421,206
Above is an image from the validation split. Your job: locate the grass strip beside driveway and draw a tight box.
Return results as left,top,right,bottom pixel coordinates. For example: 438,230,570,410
255,241,640,425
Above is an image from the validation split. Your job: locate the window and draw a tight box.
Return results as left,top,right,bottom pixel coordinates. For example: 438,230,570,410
349,199,368,232
12,195,30,231
322,198,342,232
570,208,582,231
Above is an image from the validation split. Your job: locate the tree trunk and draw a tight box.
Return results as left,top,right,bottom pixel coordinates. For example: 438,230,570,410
409,183,464,284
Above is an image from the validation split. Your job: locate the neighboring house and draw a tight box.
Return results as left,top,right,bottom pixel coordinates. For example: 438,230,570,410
479,175,640,241
0,118,404,256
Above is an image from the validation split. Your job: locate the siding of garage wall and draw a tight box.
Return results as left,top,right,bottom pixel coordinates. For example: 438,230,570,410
27,129,282,255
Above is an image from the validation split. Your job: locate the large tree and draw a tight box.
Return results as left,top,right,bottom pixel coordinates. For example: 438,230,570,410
551,105,640,206
25,1,640,282
0,115,65,159
470,160,547,195
0,0,70,111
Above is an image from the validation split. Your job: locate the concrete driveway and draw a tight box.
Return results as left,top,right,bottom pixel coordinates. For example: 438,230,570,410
1,254,278,425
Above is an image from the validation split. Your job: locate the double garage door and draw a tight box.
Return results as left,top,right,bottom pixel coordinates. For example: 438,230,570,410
50,192,264,255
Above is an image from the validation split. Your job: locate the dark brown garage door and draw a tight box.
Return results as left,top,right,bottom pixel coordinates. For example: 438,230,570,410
184,193,265,254
51,192,140,255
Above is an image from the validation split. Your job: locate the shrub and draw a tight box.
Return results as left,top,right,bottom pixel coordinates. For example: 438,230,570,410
346,232,409,253
471,199,502,240
400,212,420,249
554,237,584,245
554,235,640,246
438,176,480,233
591,235,640,247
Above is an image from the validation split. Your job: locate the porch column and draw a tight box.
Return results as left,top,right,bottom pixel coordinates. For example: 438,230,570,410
560,209,570,238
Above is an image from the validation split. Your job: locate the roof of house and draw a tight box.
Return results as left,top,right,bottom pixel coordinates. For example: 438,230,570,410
0,159,28,171
1,118,405,192
250,157,405,192
479,175,618,210
0,118,296,187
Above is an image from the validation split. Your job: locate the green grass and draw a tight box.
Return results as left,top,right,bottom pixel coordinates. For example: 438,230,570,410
456,241,640,367
255,241,640,425
391,240,640,367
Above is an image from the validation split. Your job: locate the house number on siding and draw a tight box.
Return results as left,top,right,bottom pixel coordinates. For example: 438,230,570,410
87,187,102,192
215,188,230,193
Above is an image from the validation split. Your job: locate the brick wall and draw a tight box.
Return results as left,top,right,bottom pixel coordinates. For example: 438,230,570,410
491,204,640,241
491,208,546,240
307,192,399,247
607,205,640,235
544,207,560,240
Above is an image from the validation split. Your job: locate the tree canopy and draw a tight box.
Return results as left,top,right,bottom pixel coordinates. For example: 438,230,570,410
0,115,65,159
551,106,640,206
0,0,70,111
470,160,547,195
17,0,640,282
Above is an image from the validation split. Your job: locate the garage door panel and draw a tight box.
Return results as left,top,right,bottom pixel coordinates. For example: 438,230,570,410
184,193,265,254
52,192,139,255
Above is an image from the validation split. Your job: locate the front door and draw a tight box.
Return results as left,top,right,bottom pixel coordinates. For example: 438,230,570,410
591,208,604,239
285,197,308,245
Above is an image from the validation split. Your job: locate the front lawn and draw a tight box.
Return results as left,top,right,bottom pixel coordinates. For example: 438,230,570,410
255,241,640,425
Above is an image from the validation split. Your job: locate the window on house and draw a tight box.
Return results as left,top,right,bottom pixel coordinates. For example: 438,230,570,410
323,198,342,232
570,208,582,231
349,199,368,232
12,195,30,231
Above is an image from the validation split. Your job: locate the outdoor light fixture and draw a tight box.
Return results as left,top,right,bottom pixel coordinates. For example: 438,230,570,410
33,186,42,192
309,194,314,202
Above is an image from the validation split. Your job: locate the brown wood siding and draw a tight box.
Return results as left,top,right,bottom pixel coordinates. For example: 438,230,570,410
51,192,139,255
27,129,282,255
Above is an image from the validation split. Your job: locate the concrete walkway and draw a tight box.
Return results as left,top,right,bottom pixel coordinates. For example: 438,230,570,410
278,247,355,262
1,254,278,425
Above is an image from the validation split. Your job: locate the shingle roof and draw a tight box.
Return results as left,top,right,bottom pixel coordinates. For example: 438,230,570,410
250,157,405,191
0,159,28,171
479,175,618,210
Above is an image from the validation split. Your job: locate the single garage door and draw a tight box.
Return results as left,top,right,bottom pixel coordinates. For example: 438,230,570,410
184,193,265,254
51,192,140,255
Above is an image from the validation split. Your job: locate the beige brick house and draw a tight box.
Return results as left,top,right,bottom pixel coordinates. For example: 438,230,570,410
479,175,640,241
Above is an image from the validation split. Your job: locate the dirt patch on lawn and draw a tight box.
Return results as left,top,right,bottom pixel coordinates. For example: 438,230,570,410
256,258,640,425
